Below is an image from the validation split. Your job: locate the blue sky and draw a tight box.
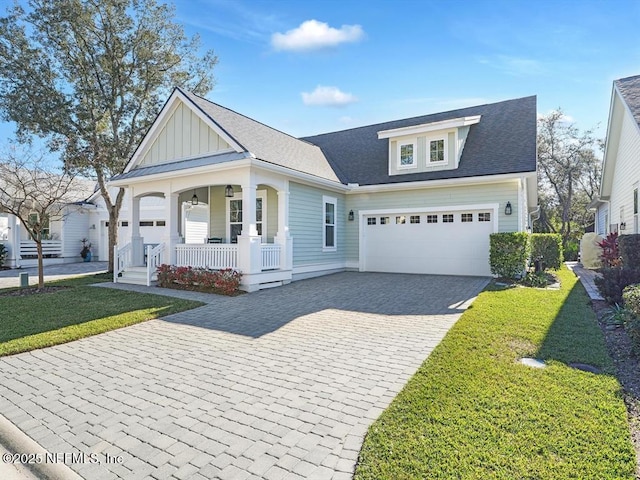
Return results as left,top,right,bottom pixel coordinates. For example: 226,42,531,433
1,0,639,144
172,0,640,140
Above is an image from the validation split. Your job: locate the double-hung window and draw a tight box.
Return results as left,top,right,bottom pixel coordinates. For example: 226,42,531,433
227,192,265,243
429,138,446,163
323,196,337,251
398,141,416,169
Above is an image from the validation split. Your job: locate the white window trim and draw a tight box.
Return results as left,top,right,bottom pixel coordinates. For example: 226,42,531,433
226,190,266,243
397,140,417,170
322,195,337,252
427,135,448,165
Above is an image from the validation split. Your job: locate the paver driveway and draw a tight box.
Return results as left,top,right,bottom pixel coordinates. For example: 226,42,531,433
0,272,488,480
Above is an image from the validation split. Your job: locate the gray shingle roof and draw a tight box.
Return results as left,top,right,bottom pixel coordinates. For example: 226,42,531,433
179,89,340,182
302,96,537,185
615,75,640,128
112,151,248,181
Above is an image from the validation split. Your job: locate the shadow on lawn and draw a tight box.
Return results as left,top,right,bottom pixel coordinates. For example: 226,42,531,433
536,279,619,374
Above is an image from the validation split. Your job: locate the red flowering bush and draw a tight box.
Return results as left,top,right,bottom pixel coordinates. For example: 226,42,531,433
155,264,242,295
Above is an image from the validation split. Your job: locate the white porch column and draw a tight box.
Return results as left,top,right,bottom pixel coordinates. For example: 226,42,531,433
130,195,144,266
7,214,17,267
237,182,261,275
162,192,181,265
275,183,293,271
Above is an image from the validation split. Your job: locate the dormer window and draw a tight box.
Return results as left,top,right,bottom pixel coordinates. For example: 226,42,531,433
429,138,446,163
379,115,480,176
398,141,417,169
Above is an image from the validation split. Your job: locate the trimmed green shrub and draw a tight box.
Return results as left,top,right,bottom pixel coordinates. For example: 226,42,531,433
619,234,640,268
622,284,640,355
595,267,640,305
489,232,530,279
530,233,563,270
563,240,579,261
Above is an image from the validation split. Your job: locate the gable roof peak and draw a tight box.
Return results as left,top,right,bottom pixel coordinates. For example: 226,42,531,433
614,74,640,128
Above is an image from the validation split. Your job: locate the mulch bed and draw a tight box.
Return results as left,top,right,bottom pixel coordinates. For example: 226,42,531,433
0,286,69,297
157,283,245,297
593,300,640,475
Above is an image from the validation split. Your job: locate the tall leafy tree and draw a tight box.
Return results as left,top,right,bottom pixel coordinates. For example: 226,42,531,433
536,110,601,253
0,0,218,271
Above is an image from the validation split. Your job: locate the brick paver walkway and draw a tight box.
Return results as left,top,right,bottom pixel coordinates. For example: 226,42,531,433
0,272,488,480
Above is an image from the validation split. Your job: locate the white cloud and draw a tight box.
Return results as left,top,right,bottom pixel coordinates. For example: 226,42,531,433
301,86,358,107
272,20,364,52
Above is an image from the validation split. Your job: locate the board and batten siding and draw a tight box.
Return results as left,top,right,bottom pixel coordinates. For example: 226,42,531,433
140,102,231,167
61,206,90,258
289,182,346,267
344,181,520,264
609,110,640,233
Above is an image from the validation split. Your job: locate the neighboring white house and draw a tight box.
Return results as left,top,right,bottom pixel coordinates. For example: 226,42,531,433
109,88,538,291
0,178,97,268
592,74,640,237
0,182,173,268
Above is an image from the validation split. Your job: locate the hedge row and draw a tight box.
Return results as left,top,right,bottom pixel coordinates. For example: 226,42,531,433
489,232,563,279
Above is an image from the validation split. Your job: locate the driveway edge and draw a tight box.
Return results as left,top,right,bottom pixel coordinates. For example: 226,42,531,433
0,414,83,480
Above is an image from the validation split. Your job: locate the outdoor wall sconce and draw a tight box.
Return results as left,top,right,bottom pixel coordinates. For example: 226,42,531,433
620,222,627,230
348,210,354,221
505,201,512,216
225,185,234,198
191,190,198,206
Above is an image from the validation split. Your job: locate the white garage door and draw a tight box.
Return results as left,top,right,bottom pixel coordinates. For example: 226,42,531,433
362,209,494,276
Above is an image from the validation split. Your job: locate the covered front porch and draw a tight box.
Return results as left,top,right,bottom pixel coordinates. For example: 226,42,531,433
113,169,293,291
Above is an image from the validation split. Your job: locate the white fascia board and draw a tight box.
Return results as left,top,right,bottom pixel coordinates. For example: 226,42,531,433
123,90,245,174
347,171,533,194
377,115,481,139
110,156,349,193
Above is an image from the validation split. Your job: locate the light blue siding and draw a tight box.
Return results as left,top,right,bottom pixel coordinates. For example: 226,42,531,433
344,181,520,263
289,182,346,267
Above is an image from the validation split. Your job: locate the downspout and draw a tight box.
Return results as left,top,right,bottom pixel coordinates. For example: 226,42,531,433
528,205,541,231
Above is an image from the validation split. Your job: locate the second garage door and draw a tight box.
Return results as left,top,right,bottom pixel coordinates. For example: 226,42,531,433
362,209,494,276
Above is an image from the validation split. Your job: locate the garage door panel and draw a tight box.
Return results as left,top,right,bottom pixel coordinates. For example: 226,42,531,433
363,210,493,276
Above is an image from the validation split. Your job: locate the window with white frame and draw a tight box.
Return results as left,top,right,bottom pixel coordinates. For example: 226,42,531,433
323,196,337,250
410,215,420,224
426,214,438,223
398,141,416,168
429,138,446,163
443,214,454,223
461,213,473,223
380,216,389,225
227,192,265,243
478,212,491,222
367,217,376,226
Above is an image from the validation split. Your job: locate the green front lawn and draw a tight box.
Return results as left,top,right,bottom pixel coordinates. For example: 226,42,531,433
0,274,204,356
355,267,636,479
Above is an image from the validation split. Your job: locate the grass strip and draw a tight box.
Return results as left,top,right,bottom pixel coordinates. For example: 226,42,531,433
355,266,636,480
0,274,204,356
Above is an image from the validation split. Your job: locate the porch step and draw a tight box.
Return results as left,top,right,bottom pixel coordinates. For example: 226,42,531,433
117,266,156,286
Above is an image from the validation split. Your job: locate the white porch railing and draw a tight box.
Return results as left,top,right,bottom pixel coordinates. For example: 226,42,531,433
146,243,165,286
174,243,282,271
114,243,132,283
261,244,281,270
176,244,239,269
19,240,62,257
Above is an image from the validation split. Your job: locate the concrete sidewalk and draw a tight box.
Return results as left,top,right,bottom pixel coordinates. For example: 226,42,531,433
0,262,108,289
